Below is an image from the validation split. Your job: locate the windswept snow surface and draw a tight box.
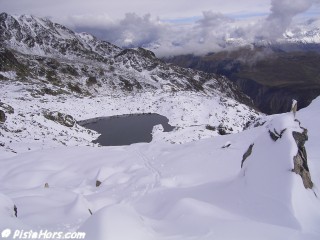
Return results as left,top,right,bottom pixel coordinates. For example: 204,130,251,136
1,87,320,239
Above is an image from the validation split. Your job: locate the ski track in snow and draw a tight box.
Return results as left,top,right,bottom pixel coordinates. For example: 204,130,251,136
1,100,320,239
1,83,320,239
1,13,320,240
135,148,161,195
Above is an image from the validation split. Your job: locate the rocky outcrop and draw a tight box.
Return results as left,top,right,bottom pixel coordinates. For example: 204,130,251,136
217,124,228,135
238,82,320,115
0,110,6,123
268,128,287,141
14,204,17,217
165,48,320,114
96,180,102,187
241,144,254,168
0,102,14,123
0,101,14,123
0,13,120,62
0,13,255,107
86,76,98,87
43,110,76,127
0,192,18,218
292,129,313,189
0,102,14,114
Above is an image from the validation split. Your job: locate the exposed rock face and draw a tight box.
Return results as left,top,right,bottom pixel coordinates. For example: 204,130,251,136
241,144,254,168
292,129,313,189
232,79,320,115
222,142,231,149
0,102,14,114
14,204,17,217
86,76,98,86
268,128,287,141
0,48,26,75
0,193,17,218
0,12,254,108
165,48,320,114
0,110,6,123
0,102,14,126
43,111,76,127
96,180,102,187
0,102,14,123
217,124,227,135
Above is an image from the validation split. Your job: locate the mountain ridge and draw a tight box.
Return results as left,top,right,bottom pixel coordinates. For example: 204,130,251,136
1,12,320,240
0,12,253,107
0,12,261,151
165,45,320,114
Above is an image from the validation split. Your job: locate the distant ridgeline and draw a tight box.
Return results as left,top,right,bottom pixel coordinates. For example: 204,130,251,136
165,45,320,114
0,12,252,108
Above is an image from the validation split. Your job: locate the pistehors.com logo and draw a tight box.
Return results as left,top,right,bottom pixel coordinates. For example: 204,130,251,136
1,228,86,239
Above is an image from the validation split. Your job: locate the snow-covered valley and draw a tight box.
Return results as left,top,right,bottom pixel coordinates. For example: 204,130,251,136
1,12,320,240
1,89,320,239
0,79,259,156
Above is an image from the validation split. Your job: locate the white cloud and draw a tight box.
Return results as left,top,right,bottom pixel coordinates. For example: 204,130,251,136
257,0,317,39
0,0,271,20
71,13,168,48
1,0,320,56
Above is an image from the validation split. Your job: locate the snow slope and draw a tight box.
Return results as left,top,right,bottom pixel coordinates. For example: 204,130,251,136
0,80,259,157
0,97,319,239
0,12,319,240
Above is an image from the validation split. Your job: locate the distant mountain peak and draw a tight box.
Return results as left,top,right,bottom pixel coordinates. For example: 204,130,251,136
0,12,254,108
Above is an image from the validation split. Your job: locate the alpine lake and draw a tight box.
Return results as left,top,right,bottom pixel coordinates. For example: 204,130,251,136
80,113,175,146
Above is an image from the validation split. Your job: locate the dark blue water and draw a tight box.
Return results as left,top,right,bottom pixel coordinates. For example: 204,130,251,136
81,113,175,146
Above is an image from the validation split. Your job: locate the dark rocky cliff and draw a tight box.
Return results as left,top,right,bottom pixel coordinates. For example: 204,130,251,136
165,46,320,114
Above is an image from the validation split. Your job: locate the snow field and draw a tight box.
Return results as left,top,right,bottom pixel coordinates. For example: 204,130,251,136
1,83,320,239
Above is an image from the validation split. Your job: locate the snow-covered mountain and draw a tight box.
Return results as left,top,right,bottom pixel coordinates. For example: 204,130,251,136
142,19,320,56
0,12,260,152
284,27,320,45
0,13,120,60
0,12,251,103
282,18,320,46
1,12,320,240
223,27,320,50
